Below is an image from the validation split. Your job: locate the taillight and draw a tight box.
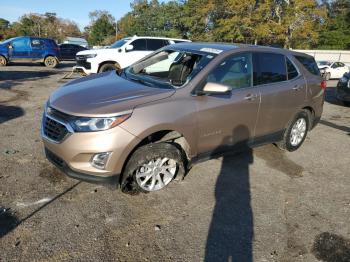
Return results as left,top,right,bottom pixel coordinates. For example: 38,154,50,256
320,80,327,90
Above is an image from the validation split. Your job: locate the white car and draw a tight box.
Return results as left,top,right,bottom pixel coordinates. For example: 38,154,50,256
74,36,191,75
318,61,349,80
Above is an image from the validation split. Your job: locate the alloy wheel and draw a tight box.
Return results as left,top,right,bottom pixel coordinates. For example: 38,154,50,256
290,118,307,146
135,157,177,191
0,56,6,66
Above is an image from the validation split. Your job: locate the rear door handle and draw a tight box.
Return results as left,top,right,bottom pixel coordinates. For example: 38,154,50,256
292,85,303,91
244,94,258,101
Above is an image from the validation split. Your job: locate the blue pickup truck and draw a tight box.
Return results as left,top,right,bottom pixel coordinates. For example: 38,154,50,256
0,36,60,68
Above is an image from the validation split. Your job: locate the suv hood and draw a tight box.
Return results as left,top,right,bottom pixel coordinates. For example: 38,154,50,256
77,48,118,56
49,71,175,117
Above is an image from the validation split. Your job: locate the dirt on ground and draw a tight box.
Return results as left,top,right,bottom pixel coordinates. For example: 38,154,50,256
0,63,349,262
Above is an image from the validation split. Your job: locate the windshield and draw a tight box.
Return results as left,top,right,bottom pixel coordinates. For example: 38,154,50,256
0,38,15,45
125,49,215,88
110,39,129,49
318,61,331,66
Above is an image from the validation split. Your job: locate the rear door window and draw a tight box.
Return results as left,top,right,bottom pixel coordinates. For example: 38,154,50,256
294,56,320,76
31,39,45,48
254,53,287,85
147,39,167,51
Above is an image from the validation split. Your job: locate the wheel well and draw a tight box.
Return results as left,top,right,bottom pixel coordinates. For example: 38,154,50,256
0,54,7,60
139,130,190,157
98,61,120,71
119,130,191,185
302,106,315,130
44,55,58,60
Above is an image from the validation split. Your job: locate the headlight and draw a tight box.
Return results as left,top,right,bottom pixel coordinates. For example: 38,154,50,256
85,54,97,59
70,114,131,132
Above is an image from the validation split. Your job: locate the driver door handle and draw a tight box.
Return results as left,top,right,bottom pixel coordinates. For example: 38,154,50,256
292,85,303,91
244,94,258,101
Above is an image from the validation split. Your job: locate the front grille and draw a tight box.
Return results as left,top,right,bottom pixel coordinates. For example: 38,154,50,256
48,107,71,120
43,116,69,142
45,148,65,167
76,56,91,69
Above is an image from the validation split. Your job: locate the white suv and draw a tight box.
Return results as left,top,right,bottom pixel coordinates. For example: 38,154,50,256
75,36,191,75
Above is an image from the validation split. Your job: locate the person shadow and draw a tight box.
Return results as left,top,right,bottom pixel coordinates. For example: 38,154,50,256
205,125,254,262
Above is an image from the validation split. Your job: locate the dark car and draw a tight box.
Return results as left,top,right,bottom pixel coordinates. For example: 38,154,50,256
0,36,60,68
337,72,350,106
59,44,87,61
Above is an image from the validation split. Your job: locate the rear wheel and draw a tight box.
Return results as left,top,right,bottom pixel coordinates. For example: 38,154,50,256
120,143,185,195
99,63,120,73
0,55,7,66
44,56,58,68
277,110,309,152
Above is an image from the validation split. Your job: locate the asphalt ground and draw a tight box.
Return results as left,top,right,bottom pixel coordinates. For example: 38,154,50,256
0,63,349,262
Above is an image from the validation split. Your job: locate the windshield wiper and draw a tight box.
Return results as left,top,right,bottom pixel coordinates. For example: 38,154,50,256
129,77,154,87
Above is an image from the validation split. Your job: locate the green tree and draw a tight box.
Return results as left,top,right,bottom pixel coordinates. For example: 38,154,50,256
117,1,187,38
88,10,116,45
212,0,325,48
317,0,350,49
182,0,215,41
8,13,82,42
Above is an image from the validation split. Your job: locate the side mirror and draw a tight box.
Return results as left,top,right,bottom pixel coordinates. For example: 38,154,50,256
197,82,232,95
8,44,13,49
125,44,134,52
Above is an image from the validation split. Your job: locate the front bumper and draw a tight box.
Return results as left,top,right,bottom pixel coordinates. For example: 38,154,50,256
41,111,140,185
45,148,119,185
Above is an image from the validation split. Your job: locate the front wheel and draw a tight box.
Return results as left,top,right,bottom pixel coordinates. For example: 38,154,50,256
277,110,309,152
121,143,185,195
44,56,58,68
0,55,7,66
99,63,120,73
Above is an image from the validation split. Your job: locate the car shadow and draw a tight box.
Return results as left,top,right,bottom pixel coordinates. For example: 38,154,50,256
0,71,59,82
0,105,25,124
319,119,350,135
205,125,253,262
3,62,74,70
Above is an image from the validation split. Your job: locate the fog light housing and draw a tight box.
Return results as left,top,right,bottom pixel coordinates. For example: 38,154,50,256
91,152,111,170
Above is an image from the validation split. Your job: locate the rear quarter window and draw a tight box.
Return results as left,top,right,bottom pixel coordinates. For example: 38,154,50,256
286,58,299,80
295,55,320,76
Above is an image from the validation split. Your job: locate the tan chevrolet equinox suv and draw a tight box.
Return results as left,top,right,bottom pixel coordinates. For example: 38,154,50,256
42,43,325,194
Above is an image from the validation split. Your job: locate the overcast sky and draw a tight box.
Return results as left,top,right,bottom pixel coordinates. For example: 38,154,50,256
0,0,133,29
